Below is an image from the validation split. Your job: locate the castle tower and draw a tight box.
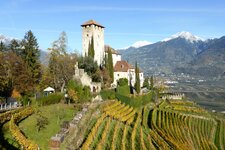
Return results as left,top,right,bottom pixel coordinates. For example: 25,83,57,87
81,19,105,66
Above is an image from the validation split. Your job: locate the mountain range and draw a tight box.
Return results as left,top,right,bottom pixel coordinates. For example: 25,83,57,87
119,31,225,78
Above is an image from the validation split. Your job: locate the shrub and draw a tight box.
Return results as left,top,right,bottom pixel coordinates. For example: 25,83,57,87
67,80,91,103
37,93,63,106
118,78,128,86
100,89,116,100
22,95,31,106
116,85,130,96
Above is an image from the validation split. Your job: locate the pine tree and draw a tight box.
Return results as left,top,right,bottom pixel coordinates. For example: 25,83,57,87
135,61,140,94
21,30,41,86
9,39,21,54
108,47,114,82
88,36,95,58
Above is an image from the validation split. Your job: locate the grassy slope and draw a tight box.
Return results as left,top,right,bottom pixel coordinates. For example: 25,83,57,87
16,104,75,150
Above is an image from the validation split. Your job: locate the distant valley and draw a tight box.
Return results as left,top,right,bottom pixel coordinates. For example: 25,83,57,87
119,32,225,111
119,31,225,78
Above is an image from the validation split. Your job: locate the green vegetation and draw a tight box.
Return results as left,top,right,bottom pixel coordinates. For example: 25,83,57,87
135,62,140,94
100,89,116,100
143,77,150,89
101,84,153,108
78,56,101,82
117,85,130,96
117,78,128,86
21,30,41,88
19,104,75,149
37,93,63,106
0,103,75,150
48,31,77,92
107,48,114,82
115,93,152,108
67,80,91,103
88,36,95,58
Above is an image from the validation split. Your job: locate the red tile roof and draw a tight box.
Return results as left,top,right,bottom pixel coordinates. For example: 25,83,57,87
114,61,134,72
81,19,104,28
105,45,121,55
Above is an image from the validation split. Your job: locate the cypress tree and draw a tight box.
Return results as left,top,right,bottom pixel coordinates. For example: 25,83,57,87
135,61,140,94
88,36,94,58
104,52,109,70
108,47,114,82
150,75,154,90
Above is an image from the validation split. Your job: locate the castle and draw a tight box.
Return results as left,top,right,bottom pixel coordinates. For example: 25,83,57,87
81,20,105,66
81,19,144,88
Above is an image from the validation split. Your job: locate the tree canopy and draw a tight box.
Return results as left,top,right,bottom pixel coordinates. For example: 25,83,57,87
48,32,77,92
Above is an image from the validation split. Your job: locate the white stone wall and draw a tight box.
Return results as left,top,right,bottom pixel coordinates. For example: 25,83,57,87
104,52,122,67
82,25,104,66
113,71,129,86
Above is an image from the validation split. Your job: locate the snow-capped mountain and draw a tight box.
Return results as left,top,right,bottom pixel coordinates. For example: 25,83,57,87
120,40,152,50
131,41,152,48
0,34,14,45
162,31,203,43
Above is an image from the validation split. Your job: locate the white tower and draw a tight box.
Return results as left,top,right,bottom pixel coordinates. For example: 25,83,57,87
81,20,105,66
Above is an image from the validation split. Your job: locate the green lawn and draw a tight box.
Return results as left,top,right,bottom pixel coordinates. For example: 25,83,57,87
11,104,75,150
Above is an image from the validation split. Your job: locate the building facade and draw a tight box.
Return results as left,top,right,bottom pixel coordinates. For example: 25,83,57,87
104,45,122,67
113,61,144,87
81,20,105,66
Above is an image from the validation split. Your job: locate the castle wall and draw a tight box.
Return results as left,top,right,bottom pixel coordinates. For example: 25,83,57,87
74,64,101,93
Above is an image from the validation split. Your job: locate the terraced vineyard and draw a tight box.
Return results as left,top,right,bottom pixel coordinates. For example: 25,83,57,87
0,107,37,150
80,99,225,150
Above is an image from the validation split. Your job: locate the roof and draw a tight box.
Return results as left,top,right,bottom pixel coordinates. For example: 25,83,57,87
105,45,121,55
81,19,104,28
114,61,134,72
43,87,55,92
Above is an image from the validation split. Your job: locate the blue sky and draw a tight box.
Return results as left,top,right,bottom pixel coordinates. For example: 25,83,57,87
0,0,225,53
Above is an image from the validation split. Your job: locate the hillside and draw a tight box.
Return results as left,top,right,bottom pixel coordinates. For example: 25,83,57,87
62,99,225,149
119,33,225,78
